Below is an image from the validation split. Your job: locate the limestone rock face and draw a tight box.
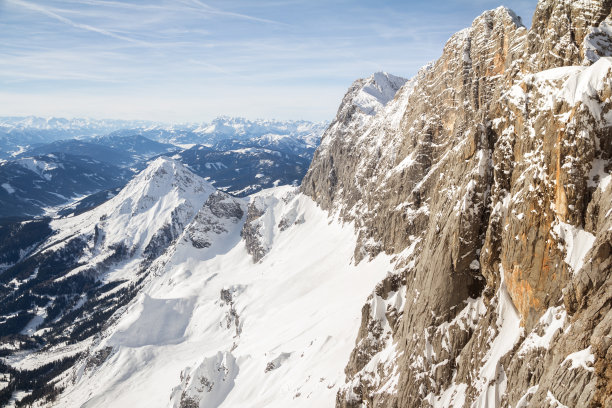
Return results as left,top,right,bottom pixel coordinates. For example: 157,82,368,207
302,1,612,406
526,0,612,70
242,201,267,263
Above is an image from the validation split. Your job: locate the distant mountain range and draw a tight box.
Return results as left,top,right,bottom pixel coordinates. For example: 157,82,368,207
0,116,325,158
0,117,326,219
0,117,157,158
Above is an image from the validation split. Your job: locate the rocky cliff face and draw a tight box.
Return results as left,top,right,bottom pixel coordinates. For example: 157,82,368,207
302,1,612,407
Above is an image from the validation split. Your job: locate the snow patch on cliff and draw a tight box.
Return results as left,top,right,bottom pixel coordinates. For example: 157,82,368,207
552,221,596,275
472,266,522,408
562,347,595,372
583,18,612,64
518,306,567,356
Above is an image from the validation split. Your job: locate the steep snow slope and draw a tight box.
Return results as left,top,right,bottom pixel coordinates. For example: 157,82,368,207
53,187,395,408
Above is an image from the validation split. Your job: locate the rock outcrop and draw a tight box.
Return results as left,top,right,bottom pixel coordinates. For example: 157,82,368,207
302,1,612,407
242,186,301,263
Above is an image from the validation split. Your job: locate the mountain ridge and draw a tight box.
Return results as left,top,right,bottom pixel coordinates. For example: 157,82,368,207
0,1,611,407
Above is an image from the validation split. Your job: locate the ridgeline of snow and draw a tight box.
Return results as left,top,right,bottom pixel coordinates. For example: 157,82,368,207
37,158,217,287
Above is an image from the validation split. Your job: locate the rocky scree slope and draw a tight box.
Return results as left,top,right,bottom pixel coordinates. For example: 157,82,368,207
302,1,612,407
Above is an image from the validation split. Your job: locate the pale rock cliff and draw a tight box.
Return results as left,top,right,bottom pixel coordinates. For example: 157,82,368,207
302,1,612,407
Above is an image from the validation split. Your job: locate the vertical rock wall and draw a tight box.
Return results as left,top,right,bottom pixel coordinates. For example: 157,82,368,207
302,1,612,406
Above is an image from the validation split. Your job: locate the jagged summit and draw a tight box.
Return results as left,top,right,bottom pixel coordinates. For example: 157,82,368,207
487,5,524,27
449,5,524,42
352,72,408,116
316,71,409,152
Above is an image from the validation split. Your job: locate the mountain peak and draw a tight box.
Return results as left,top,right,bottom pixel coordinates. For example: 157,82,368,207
447,4,525,49
141,156,181,174
484,6,523,27
131,156,212,199
47,155,216,270
353,72,408,116
527,0,612,70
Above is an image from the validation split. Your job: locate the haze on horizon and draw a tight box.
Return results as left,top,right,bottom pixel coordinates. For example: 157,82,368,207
0,0,537,123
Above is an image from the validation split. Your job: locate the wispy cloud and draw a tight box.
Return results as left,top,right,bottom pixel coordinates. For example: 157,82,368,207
0,69,126,83
0,0,539,121
182,0,288,26
6,0,152,46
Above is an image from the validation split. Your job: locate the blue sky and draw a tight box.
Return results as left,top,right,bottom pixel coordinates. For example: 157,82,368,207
0,0,538,123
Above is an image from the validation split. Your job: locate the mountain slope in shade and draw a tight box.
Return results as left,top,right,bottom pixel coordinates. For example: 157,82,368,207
0,153,131,219
18,136,178,168
175,144,308,196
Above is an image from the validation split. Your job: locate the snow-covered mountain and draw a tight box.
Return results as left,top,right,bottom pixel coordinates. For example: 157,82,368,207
350,72,408,116
0,157,391,408
0,117,156,132
54,186,396,408
0,159,238,369
1,1,611,407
